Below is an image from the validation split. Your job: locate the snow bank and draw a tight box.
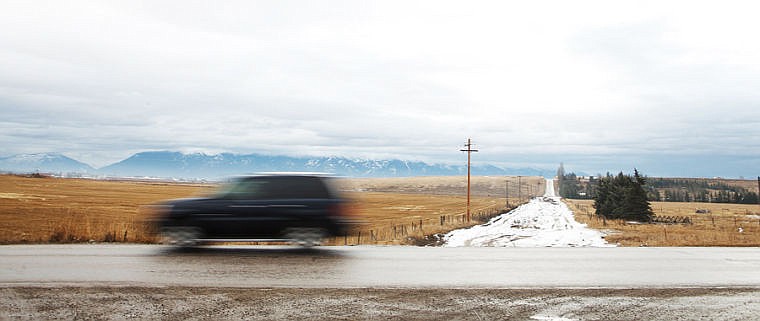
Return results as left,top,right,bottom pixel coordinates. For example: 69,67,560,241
443,179,613,247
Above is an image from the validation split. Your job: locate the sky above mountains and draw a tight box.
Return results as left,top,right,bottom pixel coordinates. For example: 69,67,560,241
1,1,759,178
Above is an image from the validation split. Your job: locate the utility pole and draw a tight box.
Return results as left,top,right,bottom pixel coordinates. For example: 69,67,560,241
537,182,541,197
518,176,522,203
460,138,478,222
505,180,509,208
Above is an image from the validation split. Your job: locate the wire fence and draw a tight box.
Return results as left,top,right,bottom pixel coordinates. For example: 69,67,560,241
326,205,513,246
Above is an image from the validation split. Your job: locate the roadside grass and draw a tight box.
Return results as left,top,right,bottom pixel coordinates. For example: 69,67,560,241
10,174,756,247
324,192,505,245
565,199,760,246
0,175,212,244
331,175,544,245
0,175,508,245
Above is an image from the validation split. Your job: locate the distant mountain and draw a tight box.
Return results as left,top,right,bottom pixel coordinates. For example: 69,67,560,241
98,151,552,179
0,151,552,179
0,153,95,174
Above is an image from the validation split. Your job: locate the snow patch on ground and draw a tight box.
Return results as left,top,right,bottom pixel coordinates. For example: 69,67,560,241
443,179,613,248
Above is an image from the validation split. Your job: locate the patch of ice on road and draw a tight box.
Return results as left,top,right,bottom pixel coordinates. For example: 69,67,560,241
443,179,613,248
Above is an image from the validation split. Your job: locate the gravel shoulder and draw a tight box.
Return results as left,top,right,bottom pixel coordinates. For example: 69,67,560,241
2,286,759,321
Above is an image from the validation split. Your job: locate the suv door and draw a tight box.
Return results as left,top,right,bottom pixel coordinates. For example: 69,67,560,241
211,176,336,238
261,176,330,234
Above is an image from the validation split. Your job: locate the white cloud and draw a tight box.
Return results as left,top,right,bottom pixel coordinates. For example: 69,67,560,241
0,1,759,176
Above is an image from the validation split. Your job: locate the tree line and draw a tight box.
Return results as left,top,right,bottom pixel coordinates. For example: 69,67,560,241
557,165,758,205
556,163,586,199
645,178,758,204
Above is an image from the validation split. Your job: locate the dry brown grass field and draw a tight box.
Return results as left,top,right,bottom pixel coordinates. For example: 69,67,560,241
0,175,214,244
4,174,756,246
325,192,504,245
329,176,544,244
0,175,540,245
341,176,546,199
694,177,758,192
565,199,760,247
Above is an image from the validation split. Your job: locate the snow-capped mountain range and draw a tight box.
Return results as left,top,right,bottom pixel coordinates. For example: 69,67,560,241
0,151,551,179
0,153,95,174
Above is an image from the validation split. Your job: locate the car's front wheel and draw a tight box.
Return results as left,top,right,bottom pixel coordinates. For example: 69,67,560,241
283,227,327,247
161,226,203,247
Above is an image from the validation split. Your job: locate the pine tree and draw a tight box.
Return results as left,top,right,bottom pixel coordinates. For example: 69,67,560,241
624,169,654,221
594,173,618,218
592,169,653,222
559,172,581,199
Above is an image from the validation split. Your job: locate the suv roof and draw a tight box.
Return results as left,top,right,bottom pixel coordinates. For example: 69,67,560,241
245,172,335,177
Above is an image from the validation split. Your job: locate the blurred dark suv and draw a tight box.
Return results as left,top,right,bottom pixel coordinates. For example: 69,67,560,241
152,174,354,247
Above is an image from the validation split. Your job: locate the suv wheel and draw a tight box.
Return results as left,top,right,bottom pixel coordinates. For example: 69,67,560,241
161,226,202,247
284,227,326,247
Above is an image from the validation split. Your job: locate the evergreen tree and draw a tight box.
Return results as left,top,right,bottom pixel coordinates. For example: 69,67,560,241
623,169,654,221
594,172,617,217
559,172,581,199
556,163,585,199
586,175,599,198
593,169,653,222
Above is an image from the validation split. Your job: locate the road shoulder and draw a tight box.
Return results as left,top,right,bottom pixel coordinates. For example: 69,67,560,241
2,286,758,320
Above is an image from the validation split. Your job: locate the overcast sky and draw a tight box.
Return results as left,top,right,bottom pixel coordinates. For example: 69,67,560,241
1,1,759,178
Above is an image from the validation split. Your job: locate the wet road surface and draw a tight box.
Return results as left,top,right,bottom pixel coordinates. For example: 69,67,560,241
2,244,759,288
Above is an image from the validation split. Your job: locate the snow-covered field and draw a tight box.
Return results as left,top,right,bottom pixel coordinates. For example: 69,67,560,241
444,179,613,247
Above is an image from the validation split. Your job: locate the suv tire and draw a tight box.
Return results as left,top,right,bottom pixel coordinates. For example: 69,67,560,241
284,227,327,247
162,226,203,247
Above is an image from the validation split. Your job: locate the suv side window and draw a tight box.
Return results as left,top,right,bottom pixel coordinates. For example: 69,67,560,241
223,178,269,200
267,176,331,199
221,176,334,200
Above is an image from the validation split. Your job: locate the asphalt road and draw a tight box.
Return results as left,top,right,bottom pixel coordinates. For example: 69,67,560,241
3,245,760,320
1,244,759,288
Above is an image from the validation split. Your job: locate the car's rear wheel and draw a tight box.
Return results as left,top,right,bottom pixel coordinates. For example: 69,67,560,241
161,226,203,247
284,227,326,247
